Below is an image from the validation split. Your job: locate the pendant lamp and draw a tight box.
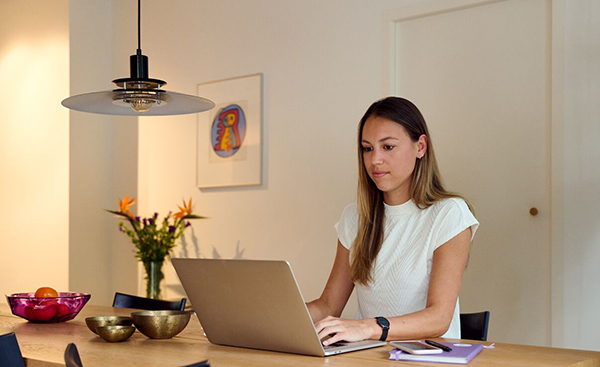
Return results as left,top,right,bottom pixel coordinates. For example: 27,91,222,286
61,0,214,116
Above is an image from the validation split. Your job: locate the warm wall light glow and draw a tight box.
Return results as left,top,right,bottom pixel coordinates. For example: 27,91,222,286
2,41,68,140
0,36,70,296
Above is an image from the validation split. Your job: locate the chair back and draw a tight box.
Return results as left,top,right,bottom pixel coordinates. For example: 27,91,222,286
112,292,186,311
64,343,83,367
460,311,490,341
0,332,25,367
180,360,211,367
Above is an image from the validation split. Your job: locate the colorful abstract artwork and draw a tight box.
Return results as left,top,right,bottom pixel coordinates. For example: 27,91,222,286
197,74,262,188
211,104,246,158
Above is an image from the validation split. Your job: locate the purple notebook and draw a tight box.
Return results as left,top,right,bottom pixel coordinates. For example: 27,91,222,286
389,342,484,364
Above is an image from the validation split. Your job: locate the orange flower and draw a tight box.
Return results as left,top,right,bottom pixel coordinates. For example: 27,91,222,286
173,198,193,219
118,195,136,218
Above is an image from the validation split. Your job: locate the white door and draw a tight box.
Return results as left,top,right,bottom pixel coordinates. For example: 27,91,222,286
389,0,551,346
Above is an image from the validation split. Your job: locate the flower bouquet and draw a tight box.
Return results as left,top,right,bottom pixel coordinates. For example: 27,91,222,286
107,196,205,299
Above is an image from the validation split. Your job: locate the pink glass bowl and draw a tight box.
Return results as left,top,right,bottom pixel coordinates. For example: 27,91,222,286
6,292,91,323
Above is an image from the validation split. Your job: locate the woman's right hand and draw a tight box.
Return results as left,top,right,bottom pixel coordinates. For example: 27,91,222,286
314,315,378,345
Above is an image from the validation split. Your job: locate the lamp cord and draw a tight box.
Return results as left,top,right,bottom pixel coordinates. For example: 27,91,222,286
137,0,141,52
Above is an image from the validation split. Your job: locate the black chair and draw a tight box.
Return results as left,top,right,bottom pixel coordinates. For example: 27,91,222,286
64,343,83,367
460,311,490,341
181,361,211,367
64,343,208,367
0,332,25,367
112,292,186,311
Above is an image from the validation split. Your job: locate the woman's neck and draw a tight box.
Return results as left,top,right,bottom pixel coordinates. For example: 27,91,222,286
383,189,411,206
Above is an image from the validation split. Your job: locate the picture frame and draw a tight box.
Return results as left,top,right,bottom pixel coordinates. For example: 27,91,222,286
196,73,263,188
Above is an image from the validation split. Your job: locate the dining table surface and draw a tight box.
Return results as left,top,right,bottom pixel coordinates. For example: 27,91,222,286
1,303,600,367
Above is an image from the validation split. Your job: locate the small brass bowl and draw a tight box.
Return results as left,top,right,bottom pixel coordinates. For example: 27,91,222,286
96,325,136,342
85,316,133,335
131,310,192,339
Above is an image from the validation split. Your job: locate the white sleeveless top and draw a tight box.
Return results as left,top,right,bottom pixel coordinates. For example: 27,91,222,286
335,197,479,338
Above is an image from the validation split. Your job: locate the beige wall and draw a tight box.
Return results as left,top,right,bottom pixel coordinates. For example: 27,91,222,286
68,0,140,306
387,0,553,347
0,0,69,296
556,0,600,350
118,0,425,316
92,0,600,349
3,0,600,351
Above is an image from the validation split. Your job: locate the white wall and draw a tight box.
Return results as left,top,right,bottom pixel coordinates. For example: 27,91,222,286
557,0,600,350
0,0,69,296
69,0,139,306
3,0,599,351
127,0,600,349
110,0,429,314
388,0,553,347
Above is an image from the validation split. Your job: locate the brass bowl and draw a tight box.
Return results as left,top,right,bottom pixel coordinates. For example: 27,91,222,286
131,310,192,339
96,325,136,342
85,316,133,335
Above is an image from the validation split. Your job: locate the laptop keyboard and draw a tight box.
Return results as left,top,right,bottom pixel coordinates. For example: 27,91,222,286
324,341,349,349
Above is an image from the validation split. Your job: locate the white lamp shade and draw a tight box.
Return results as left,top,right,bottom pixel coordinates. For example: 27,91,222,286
62,90,215,116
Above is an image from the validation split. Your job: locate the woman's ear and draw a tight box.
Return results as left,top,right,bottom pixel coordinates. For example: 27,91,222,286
416,134,428,158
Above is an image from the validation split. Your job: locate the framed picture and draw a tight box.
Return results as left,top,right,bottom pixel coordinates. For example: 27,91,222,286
197,73,263,188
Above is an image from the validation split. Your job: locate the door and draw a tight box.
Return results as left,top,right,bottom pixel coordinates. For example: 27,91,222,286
390,0,551,346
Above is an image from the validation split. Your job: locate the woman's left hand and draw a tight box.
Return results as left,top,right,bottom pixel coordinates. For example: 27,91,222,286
314,316,377,345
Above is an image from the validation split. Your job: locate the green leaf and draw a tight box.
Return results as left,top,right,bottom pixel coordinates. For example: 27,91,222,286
105,209,132,218
183,214,207,219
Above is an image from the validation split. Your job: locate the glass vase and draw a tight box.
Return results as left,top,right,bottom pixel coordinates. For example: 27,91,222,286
143,260,164,299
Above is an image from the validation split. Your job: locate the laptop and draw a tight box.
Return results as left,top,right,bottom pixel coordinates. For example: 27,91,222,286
171,258,387,356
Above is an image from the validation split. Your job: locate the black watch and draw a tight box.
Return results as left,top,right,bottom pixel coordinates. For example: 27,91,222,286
375,316,390,341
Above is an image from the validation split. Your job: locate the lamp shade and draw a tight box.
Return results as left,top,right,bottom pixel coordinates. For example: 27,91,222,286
61,0,215,117
61,90,215,116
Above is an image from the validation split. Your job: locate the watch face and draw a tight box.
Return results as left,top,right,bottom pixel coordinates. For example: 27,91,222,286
377,317,390,328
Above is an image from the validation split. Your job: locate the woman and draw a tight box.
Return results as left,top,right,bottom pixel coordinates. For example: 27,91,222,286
307,97,478,345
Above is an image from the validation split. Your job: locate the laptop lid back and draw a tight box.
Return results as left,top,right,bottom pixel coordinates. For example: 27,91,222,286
172,258,326,356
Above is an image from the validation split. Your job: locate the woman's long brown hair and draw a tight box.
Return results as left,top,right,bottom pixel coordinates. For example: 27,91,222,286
351,97,472,285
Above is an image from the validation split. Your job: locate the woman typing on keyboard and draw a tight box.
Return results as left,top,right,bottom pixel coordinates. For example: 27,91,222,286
307,97,478,345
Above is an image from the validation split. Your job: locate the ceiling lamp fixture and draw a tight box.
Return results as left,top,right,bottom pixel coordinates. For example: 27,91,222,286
61,0,214,116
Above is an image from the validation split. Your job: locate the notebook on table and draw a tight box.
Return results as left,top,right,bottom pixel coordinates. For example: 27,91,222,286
171,258,386,357
388,341,484,364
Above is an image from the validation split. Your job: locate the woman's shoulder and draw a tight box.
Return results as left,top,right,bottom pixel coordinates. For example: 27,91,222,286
418,197,473,220
430,197,470,212
335,202,360,249
426,197,479,246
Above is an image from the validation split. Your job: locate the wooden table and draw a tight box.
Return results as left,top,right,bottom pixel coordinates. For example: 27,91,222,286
1,304,599,367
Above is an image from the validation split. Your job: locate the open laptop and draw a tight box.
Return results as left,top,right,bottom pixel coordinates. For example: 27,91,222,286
171,258,387,356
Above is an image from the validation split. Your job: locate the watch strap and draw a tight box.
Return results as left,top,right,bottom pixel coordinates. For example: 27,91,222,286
375,316,390,341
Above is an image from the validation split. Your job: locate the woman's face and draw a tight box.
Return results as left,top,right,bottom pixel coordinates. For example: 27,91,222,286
361,116,426,205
